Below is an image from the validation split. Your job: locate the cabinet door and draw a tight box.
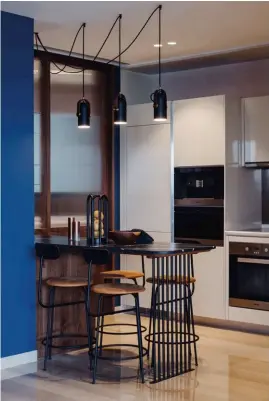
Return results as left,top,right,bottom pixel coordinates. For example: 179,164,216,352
123,124,171,233
192,247,225,319
174,96,225,167
243,96,269,164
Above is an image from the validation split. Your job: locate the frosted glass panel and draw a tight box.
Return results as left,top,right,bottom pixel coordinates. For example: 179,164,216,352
50,113,102,192
50,63,105,225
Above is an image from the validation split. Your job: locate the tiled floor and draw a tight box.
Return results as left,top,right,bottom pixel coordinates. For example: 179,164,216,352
1,314,269,401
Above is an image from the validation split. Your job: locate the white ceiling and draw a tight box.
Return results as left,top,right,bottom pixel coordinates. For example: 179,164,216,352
3,1,269,67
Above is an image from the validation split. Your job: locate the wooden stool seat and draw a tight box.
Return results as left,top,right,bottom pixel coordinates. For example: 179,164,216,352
92,283,145,296
46,277,89,288
100,270,144,280
146,275,196,285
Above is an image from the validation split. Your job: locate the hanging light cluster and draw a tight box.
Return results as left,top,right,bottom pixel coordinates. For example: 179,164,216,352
35,6,167,128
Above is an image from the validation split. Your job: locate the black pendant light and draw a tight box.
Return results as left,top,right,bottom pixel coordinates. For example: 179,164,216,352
151,5,167,122
77,23,90,128
114,14,127,125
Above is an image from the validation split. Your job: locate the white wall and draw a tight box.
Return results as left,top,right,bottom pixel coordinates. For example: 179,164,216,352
121,70,154,105
155,59,269,100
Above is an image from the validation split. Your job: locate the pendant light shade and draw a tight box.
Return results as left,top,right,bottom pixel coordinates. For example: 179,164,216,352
114,93,127,125
113,14,127,125
151,5,167,122
77,98,90,128
151,88,167,121
77,23,90,129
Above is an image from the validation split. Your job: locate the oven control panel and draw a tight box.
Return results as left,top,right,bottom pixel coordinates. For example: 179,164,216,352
229,242,269,257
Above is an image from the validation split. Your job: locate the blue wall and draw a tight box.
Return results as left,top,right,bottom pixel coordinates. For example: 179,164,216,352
1,11,35,358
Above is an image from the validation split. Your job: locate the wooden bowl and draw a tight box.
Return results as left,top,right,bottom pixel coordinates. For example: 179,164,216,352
108,230,141,245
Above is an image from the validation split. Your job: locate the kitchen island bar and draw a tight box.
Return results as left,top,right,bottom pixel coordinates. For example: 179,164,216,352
35,235,215,383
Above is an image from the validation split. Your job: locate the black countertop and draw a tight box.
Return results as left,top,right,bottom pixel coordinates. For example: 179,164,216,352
35,236,215,256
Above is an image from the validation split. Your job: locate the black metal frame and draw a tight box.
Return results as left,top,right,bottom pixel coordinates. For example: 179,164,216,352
147,254,198,384
86,194,109,245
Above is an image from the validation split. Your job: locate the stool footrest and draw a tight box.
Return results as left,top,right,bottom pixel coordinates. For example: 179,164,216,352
95,323,147,336
92,344,148,361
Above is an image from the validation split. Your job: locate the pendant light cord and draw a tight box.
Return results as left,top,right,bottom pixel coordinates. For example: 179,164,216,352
35,5,162,71
159,5,162,88
93,15,121,62
35,26,84,74
106,5,161,64
82,23,85,97
119,14,122,92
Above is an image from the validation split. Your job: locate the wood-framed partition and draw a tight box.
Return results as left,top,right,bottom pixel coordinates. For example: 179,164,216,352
35,50,118,355
34,49,117,236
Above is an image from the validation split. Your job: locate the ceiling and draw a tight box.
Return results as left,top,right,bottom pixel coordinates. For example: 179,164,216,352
3,1,269,67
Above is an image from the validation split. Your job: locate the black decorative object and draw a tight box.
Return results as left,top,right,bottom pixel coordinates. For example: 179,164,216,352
77,23,90,128
151,5,167,122
113,14,127,125
86,194,109,245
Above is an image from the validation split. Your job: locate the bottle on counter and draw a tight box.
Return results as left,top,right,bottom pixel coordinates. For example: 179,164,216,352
77,221,81,242
68,217,72,240
72,217,76,241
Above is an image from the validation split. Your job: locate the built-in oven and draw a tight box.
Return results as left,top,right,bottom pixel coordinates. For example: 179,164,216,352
174,166,224,246
229,242,269,311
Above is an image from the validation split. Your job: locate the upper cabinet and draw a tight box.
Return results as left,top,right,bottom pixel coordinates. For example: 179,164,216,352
242,96,269,166
174,96,225,167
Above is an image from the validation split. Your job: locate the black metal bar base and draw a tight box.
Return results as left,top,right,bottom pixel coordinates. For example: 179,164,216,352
148,254,198,384
145,331,199,345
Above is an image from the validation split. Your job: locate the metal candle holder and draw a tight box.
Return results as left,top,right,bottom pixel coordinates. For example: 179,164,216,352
86,194,109,245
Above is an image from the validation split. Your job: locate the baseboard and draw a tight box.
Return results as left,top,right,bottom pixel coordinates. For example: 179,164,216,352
122,305,269,336
1,350,37,381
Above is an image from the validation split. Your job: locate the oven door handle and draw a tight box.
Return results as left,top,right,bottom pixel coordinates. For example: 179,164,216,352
237,257,269,265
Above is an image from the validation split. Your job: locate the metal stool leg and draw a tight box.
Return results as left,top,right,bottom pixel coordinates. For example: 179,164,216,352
92,295,103,384
48,287,56,360
44,288,53,371
99,300,105,357
84,288,93,370
189,293,198,366
134,294,145,383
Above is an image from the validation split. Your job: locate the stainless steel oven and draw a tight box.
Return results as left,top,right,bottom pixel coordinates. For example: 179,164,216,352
229,242,269,311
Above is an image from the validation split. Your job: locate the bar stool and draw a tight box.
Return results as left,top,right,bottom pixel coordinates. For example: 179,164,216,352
84,249,146,384
145,254,199,366
35,243,91,371
99,256,147,339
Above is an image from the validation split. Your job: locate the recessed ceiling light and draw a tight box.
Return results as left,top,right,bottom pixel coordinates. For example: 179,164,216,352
154,44,162,48
167,41,177,46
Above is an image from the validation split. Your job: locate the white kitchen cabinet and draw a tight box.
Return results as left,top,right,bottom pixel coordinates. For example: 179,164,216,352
192,247,225,319
120,122,171,233
242,95,269,165
174,96,225,167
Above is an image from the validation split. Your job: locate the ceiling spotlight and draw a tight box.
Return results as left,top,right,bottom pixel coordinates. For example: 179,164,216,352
154,43,162,47
167,41,176,45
